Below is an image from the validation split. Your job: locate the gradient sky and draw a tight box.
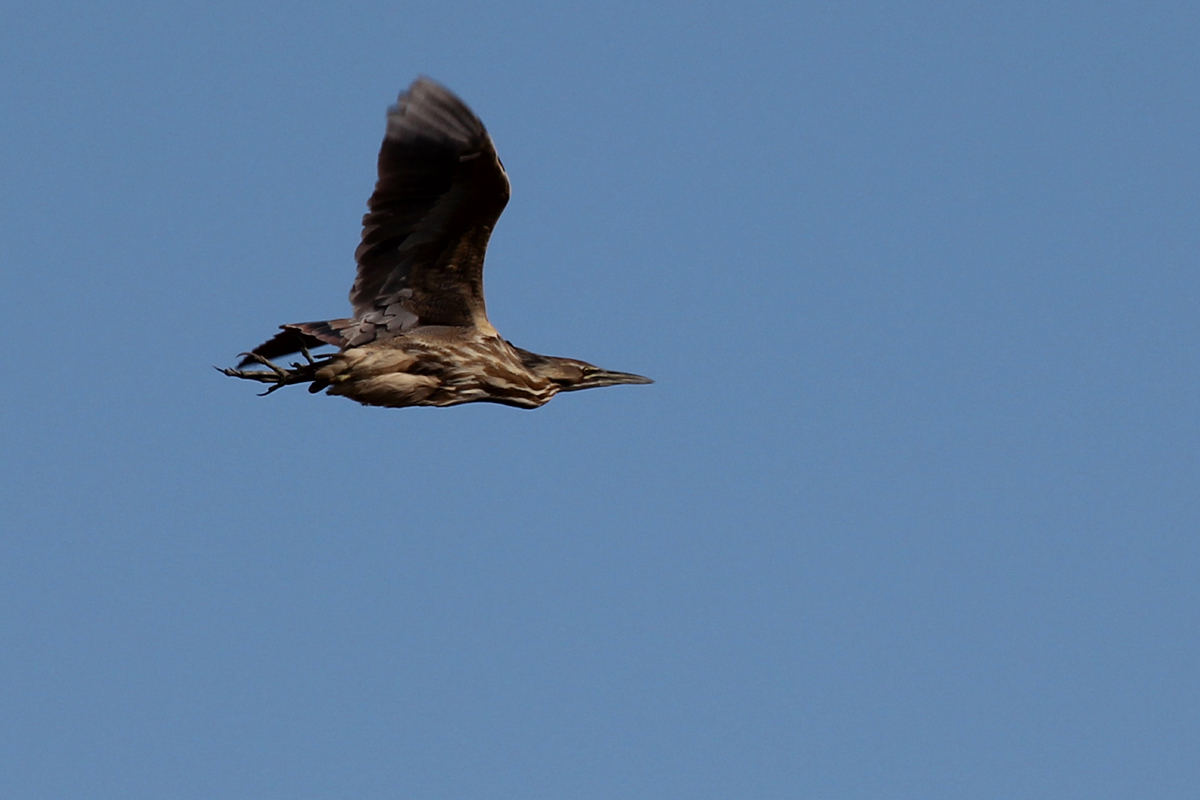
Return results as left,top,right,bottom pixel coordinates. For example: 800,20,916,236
2,2,1198,798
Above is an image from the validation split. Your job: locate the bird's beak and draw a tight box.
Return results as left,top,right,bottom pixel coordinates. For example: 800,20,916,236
566,369,654,391
604,370,654,385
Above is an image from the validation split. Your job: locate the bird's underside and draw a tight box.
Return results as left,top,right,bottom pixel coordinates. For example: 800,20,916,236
221,77,650,409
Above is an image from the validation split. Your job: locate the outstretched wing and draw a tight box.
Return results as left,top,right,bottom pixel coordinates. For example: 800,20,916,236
347,77,510,346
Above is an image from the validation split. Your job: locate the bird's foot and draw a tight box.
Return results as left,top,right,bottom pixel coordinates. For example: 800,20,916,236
296,344,320,366
217,351,331,396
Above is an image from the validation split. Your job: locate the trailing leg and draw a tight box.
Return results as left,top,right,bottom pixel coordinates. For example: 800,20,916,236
218,351,332,396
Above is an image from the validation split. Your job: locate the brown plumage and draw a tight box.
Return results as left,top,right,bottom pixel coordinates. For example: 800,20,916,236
221,78,651,409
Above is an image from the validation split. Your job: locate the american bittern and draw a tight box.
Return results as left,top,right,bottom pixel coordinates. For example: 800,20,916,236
221,78,651,409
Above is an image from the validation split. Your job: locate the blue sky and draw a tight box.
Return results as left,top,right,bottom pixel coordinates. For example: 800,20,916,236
2,2,1198,797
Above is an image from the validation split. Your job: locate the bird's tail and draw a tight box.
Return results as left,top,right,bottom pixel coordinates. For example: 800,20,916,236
236,319,356,368
218,347,334,396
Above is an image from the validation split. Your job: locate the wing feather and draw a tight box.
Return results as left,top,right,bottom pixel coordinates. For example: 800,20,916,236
348,78,509,344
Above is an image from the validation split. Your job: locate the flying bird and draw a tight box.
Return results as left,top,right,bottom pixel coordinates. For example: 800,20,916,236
221,78,651,409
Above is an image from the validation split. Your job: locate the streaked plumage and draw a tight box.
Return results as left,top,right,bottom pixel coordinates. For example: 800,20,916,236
221,78,651,408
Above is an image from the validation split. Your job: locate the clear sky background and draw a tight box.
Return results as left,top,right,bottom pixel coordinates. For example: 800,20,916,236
2,2,1198,798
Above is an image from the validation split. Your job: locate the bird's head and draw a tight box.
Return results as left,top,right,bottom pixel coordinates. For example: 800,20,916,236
511,346,653,392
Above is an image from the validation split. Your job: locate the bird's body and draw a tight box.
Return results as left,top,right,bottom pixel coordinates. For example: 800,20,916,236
222,78,650,408
312,328,570,409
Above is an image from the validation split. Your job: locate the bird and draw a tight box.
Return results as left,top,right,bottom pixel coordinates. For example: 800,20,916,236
221,77,652,409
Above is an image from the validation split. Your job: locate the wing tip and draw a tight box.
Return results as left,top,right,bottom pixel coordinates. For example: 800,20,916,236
386,76,485,145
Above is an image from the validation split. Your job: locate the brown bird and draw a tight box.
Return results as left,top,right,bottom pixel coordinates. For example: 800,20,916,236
221,78,651,409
